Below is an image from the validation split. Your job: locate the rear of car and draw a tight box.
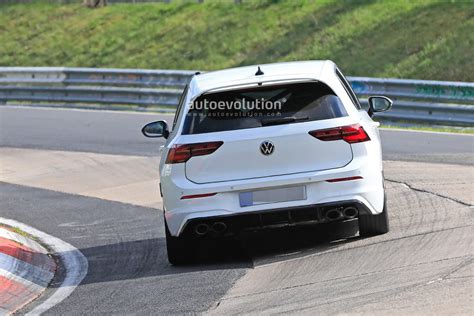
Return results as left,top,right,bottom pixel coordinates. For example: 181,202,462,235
156,61,389,264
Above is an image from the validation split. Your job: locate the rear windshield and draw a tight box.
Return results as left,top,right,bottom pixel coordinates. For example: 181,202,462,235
182,81,347,135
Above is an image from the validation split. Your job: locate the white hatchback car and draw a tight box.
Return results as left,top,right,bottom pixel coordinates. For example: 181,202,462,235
142,60,392,265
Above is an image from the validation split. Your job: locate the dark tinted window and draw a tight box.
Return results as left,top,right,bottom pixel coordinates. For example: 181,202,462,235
182,81,347,135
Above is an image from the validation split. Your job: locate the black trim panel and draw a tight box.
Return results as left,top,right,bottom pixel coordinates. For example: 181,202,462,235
180,200,371,238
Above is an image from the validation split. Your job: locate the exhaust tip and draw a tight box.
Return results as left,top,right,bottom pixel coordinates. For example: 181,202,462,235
195,223,210,236
325,208,343,221
212,222,227,233
343,206,358,219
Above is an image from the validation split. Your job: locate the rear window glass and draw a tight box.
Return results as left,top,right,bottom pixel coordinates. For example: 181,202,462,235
182,81,347,135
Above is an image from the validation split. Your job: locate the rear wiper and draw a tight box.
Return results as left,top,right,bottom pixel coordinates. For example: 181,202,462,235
260,116,309,126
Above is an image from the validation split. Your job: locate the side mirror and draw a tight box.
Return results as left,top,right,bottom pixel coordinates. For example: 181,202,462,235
368,96,392,117
142,120,169,138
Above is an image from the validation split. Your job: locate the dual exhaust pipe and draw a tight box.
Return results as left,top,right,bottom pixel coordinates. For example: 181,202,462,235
325,206,358,221
195,207,358,235
195,222,227,236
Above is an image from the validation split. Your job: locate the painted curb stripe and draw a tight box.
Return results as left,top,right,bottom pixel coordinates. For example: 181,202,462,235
0,229,47,255
0,269,44,314
0,237,55,272
0,253,54,288
0,275,40,312
0,226,57,315
0,218,88,315
0,269,44,294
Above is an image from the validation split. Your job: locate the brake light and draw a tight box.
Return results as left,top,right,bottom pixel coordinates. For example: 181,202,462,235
165,141,223,164
326,176,363,183
309,124,370,144
181,193,217,199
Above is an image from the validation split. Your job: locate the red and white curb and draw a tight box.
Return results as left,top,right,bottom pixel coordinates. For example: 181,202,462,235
0,227,55,314
0,218,88,315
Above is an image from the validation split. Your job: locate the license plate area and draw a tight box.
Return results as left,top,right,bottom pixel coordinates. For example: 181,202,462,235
239,185,306,207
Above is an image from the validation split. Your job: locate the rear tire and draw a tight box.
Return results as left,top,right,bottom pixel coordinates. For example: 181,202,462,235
358,195,389,237
165,218,195,265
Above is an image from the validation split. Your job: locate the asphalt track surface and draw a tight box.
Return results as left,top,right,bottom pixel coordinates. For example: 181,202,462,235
0,106,472,314
1,106,473,164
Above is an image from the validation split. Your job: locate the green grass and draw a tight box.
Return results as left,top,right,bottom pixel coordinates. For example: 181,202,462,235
0,224,40,242
0,0,473,81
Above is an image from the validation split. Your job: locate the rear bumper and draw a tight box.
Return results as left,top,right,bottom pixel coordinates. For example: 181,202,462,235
162,162,384,236
178,200,372,238
161,141,384,237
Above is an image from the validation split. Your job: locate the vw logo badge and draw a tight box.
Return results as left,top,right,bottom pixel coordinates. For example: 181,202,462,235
260,141,275,156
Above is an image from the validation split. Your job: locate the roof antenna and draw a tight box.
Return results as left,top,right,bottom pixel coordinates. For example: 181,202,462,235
255,66,264,76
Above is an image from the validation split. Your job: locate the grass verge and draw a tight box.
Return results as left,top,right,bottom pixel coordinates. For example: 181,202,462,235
0,223,40,242
1,0,472,81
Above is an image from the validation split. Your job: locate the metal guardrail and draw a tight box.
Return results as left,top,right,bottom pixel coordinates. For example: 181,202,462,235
0,67,473,126
348,77,474,126
0,67,191,108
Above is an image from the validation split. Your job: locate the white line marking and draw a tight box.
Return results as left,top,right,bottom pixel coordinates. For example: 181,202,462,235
380,127,474,136
0,217,88,315
1,104,173,117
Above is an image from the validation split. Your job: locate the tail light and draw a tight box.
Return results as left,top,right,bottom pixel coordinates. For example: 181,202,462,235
309,124,370,144
165,141,223,164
